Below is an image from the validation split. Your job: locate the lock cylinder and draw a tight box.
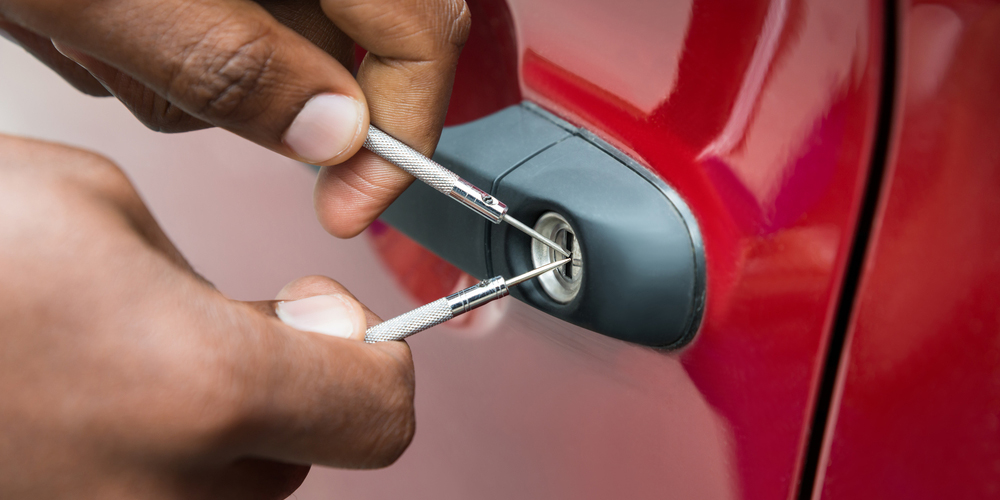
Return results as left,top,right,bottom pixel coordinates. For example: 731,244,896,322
380,103,705,348
531,212,583,303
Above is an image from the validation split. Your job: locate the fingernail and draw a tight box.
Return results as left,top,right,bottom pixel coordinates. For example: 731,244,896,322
283,94,363,164
275,295,359,339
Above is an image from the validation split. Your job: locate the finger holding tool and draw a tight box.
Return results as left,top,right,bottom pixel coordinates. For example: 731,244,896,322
365,258,572,343
363,125,571,258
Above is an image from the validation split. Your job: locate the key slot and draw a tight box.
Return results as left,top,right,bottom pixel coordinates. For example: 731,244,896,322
531,212,583,304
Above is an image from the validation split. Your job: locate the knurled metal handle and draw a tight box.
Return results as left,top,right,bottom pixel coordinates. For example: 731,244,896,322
363,126,458,193
362,267,561,343
363,125,508,223
364,298,453,343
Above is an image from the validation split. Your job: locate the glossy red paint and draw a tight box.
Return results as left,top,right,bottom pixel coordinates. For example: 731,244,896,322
512,1,885,499
369,0,886,498
444,0,522,126
816,2,1000,499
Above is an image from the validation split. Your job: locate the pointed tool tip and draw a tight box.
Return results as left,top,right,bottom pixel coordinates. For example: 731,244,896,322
507,258,572,287
504,215,572,257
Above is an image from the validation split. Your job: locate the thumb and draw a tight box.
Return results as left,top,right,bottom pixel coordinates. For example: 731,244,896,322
222,277,414,469
272,276,372,342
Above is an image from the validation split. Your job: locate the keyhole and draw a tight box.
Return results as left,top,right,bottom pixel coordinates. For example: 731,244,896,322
530,212,583,304
555,229,575,279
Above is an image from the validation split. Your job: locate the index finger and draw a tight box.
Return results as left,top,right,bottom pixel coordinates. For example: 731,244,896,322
313,0,472,237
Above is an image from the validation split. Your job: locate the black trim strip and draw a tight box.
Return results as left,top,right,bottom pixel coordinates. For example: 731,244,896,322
796,0,899,498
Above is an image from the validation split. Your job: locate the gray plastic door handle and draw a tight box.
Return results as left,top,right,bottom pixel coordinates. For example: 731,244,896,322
380,103,705,348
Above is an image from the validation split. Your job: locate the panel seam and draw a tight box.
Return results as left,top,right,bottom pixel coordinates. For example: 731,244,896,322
794,0,899,498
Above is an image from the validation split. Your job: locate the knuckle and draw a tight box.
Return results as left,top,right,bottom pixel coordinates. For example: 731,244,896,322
375,0,471,59
4,136,129,191
76,149,122,177
168,23,278,125
416,0,472,54
0,135,123,192
132,94,208,133
100,72,207,133
76,157,139,202
444,0,472,49
53,146,132,194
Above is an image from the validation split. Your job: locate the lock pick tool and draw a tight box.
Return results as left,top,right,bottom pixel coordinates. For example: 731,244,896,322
363,125,571,258
365,258,571,343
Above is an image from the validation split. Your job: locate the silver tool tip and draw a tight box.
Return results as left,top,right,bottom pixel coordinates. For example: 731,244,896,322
507,258,573,288
504,215,572,257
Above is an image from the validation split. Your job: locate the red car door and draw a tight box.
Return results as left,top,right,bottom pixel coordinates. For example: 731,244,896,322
3,0,994,498
815,2,1000,499
299,0,888,498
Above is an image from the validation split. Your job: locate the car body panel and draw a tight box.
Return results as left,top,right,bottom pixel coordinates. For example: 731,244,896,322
313,1,886,499
5,0,992,498
815,2,1000,499
511,2,885,499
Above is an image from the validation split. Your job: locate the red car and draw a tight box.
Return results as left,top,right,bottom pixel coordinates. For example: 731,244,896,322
2,0,996,498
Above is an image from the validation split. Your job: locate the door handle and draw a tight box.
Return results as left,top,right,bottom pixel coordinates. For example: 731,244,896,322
380,103,705,348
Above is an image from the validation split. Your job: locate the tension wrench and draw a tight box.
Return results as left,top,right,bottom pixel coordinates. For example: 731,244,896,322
365,258,571,343
363,125,570,258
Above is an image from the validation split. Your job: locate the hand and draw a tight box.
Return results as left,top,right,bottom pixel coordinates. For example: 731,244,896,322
0,0,471,236
0,134,415,499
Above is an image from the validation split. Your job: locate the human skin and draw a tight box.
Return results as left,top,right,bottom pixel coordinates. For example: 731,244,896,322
0,0,471,236
0,134,414,498
0,0,470,497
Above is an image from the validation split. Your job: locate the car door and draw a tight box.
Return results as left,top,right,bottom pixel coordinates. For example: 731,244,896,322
0,0,890,499
813,2,1000,499
300,1,888,498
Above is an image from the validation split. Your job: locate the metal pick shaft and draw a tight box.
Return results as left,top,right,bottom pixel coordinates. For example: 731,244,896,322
506,258,572,287
504,216,571,258
365,258,571,343
363,125,570,258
